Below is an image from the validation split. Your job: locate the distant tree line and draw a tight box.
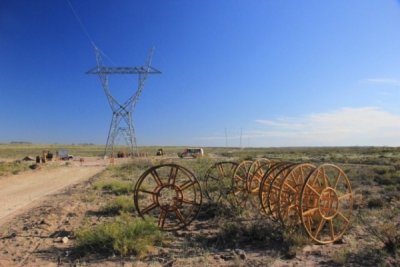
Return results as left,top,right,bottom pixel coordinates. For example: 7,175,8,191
74,143,96,146
8,142,96,146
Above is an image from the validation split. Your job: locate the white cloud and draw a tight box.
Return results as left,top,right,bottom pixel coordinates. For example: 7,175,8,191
250,107,400,146
362,78,400,86
195,107,400,146
255,118,303,130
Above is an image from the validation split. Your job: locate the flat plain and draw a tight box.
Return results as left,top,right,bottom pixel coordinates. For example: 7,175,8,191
0,144,399,266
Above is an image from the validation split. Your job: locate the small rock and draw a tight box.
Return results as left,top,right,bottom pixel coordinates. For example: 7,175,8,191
220,254,233,261
357,229,366,236
61,237,69,244
334,237,345,244
40,219,52,227
285,251,296,259
312,250,322,256
234,249,246,260
163,260,175,267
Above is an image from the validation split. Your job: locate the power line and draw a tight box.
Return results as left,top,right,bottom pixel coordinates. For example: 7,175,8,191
66,0,140,86
66,0,163,153
66,0,95,47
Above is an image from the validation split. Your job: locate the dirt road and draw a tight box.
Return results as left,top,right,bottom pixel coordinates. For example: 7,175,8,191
0,160,108,226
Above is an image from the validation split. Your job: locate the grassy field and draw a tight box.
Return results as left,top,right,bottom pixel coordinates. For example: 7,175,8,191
77,145,400,265
2,143,400,265
2,143,400,163
0,143,205,159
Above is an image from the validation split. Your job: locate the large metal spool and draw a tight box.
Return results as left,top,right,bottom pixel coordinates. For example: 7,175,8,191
203,161,238,203
247,158,272,207
133,164,203,231
257,161,353,244
299,164,353,244
133,159,353,244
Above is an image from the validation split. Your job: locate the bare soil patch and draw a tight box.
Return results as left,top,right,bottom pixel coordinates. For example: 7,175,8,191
0,157,114,225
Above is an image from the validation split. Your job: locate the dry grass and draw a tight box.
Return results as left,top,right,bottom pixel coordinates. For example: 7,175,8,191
3,144,400,265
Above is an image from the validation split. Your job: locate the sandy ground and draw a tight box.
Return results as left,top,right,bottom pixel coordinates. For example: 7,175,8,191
0,167,100,226
0,157,136,226
0,157,137,266
0,157,125,227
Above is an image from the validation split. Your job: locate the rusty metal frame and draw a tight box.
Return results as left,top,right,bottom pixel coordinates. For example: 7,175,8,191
133,164,203,231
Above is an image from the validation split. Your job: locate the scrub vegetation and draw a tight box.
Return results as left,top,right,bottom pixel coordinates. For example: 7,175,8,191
2,144,400,266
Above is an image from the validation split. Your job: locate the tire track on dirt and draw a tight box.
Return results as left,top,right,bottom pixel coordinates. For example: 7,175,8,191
0,165,105,226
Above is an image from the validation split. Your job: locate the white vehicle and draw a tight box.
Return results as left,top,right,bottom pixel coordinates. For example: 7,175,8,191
179,148,204,158
56,150,73,160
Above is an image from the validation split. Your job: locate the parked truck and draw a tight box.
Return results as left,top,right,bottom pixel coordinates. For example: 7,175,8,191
178,148,204,158
56,150,73,160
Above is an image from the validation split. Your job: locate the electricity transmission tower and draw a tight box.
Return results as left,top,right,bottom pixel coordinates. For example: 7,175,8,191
86,46,161,157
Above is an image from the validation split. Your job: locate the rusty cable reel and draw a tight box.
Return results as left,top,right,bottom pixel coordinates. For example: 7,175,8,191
247,158,271,197
258,162,291,216
231,160,253,208
203,161,238,203
277,163,315,229
267,163,299,221
133,164,203,231
299,164,353,244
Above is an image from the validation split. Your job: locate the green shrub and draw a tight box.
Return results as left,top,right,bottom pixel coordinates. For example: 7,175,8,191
374,175,394,186
107,163,138,180
385,191,400,202
394,163,400,171
73,213,162,257
243,155,253,161
192,155,216,181
383,185,395,191
374,167,389,175
93,180,134,195
0,161,31,176
362,213,400,256
374,223,400,255
283,228,311,252
367,198,384,209
330,248,348,265
215,219,281,247
360,189,372,196
217,221,243,246
199,201,241,219
133,159,158,170
80,190,98,203
100,195,136,214
247,220,282,242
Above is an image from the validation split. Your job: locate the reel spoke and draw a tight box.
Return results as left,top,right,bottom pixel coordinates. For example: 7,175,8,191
203,162,238,203
278,164,315,229
300,164,353,244
231,161,253,208
134,164,203,231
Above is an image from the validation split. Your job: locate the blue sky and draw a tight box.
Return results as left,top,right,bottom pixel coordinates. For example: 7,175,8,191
1,0,400,147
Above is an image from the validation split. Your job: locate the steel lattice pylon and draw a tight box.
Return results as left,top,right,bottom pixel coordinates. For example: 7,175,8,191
86,46,161,157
